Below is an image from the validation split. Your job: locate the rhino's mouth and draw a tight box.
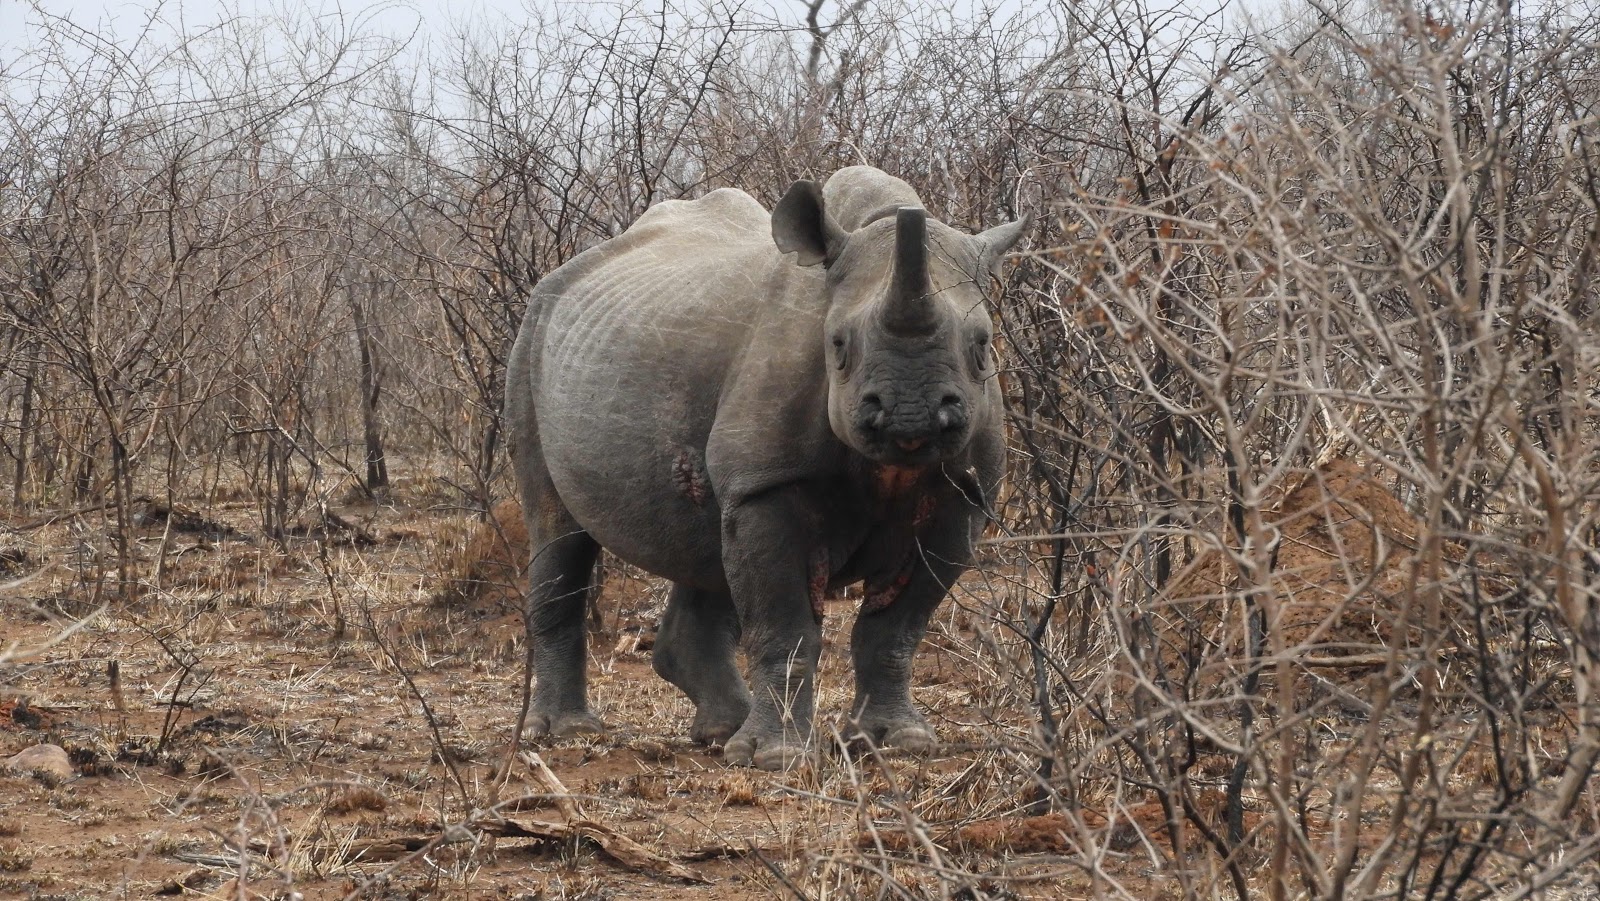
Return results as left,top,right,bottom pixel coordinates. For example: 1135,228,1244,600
853,429,959,467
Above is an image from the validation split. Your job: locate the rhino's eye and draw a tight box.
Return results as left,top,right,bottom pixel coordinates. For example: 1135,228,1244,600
832,336,848,370
973,335,990,371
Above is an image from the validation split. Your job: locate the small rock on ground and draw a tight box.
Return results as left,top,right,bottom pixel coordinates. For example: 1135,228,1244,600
4,744,74,782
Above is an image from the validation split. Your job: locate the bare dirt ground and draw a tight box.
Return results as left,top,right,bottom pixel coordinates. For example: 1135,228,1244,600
7,458,1586,899
0,481,1097,900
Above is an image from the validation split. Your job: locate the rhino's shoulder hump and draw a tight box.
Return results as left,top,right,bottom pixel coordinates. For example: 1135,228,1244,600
822,167,924,231
632,187,769,236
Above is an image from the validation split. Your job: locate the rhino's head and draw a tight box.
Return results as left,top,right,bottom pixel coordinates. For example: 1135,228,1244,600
772,180,1026,467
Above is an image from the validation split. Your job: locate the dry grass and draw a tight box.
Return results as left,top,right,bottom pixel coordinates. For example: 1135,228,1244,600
2,459,1597,899
0,477,1086,900
7,471,1572,901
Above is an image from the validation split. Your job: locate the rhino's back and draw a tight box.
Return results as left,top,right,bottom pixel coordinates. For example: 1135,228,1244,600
537,187,775,412
536,187,772,342
527,187,806,587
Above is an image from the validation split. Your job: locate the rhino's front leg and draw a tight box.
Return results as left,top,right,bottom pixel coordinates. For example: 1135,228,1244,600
850,513,972,754
719,492,822,771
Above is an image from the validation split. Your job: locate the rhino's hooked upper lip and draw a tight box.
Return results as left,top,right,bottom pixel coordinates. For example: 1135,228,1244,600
856,427,965,467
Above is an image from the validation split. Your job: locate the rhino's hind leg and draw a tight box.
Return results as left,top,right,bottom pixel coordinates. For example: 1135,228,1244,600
519,471,604,739
652,585,750,745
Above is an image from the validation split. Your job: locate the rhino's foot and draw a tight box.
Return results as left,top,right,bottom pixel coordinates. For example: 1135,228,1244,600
724,727,810,772
850,711,938,756
690,703,749,747
753,743,810,772
528,710,606,739
883,723,938,754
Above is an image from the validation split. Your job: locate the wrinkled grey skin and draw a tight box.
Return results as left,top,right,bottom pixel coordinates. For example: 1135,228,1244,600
504,166,1025,770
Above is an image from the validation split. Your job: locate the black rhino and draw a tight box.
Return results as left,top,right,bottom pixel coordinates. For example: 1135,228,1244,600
504,166,1025,770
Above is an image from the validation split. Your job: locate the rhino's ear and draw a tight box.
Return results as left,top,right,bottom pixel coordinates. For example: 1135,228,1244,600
976,216,1029,276
772,180,848,267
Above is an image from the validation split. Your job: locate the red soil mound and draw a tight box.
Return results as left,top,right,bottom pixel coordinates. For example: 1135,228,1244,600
1162,456,1448,684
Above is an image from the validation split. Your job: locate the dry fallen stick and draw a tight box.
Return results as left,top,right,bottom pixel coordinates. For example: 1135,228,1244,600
503,750,709,884
521,750,585,820
486,815,709,883
339,835,454,863
333,762,708,883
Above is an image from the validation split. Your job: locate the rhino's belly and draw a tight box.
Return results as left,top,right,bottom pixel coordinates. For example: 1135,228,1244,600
531,243,763,589
538,351,730,590
548,433,726,588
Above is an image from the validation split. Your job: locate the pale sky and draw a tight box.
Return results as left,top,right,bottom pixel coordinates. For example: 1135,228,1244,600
2,0,576,60
1,0,846,57
4,0,537,44
2,0,1255,58
0,0,1268,109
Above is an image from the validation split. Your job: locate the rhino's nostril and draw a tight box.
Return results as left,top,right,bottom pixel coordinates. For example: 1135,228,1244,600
861,394,886,432
937,397,966,433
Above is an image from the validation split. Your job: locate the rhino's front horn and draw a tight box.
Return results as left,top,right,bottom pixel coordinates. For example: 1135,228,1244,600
880,207,936,337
